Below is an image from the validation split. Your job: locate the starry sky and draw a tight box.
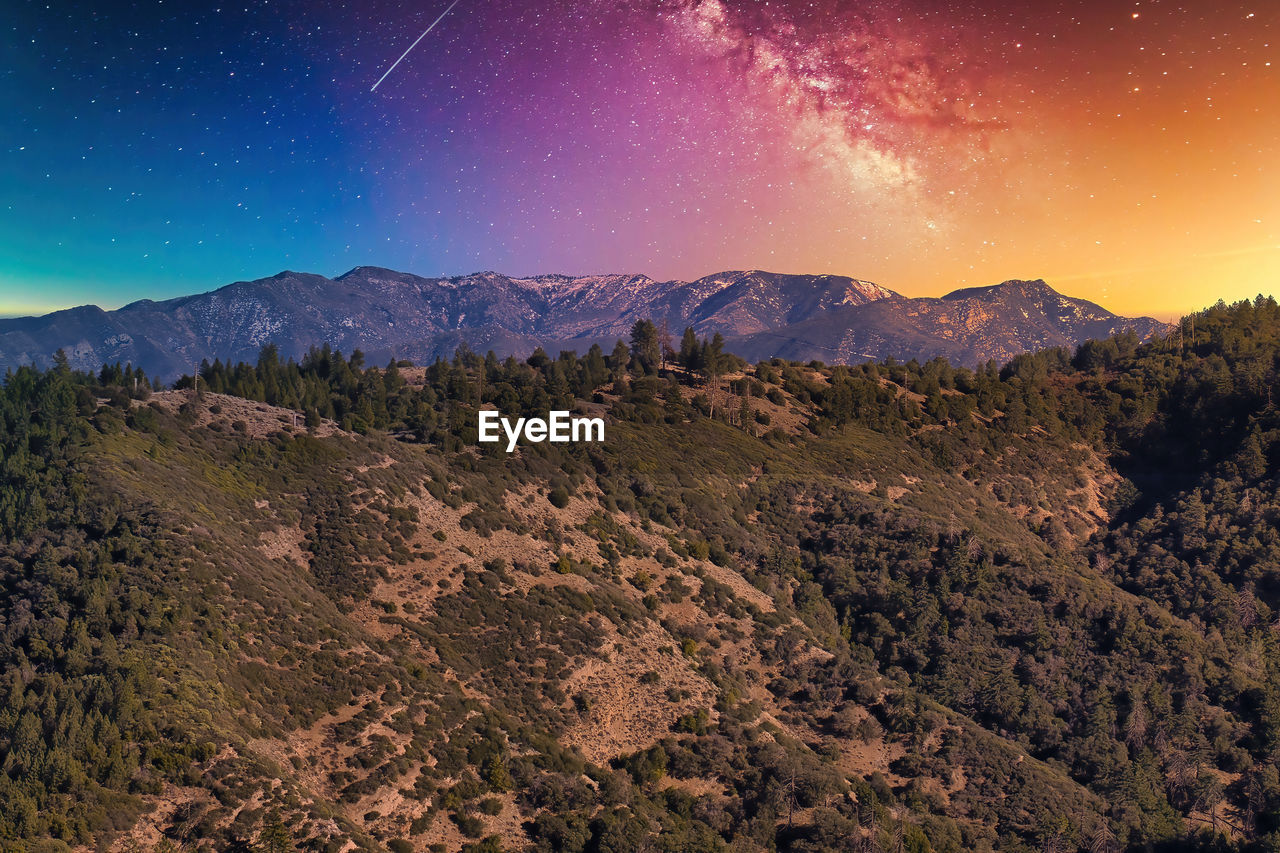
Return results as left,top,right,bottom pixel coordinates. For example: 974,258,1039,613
3,0,1276,319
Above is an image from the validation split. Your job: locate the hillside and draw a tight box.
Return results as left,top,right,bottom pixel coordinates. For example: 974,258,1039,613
0,268,1166,380
3,303,1280,852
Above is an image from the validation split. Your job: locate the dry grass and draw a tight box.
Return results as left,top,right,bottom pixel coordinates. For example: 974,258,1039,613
144,390,345,438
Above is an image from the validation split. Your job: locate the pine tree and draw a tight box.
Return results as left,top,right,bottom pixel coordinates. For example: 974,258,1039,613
258,811,291,853
583,344,608,392
679,327,701,374
609,339,630,381
630,319,661,375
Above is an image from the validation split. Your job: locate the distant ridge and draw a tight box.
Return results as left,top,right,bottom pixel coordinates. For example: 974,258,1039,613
0,269,1171,378
725,278,1172,366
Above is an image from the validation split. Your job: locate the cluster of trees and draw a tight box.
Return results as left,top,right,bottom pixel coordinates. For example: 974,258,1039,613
178,320,750,443
780,297,1280,849
0,360,198,840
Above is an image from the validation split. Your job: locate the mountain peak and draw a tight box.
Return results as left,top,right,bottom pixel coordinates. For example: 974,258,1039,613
845,278,898,303
336,265,403,280
941,278,1056,301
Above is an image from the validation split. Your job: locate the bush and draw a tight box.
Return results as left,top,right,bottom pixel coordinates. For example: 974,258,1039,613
675,708,710,735
460,838,503,853
452,813,486,838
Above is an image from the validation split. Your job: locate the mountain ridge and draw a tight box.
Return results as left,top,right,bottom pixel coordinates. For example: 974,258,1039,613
0,267,1170,378
726,277,1170,366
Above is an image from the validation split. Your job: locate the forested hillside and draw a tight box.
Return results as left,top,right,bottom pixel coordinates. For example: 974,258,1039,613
4,298,1280,852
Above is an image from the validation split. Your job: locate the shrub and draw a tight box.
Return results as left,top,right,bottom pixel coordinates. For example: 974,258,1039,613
674,708,710,735
452,813,486,838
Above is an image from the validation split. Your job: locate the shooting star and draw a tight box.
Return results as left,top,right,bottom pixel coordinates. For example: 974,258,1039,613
370,0,463,92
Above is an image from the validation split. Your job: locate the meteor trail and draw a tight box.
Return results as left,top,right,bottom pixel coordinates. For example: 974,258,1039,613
370,0,463,92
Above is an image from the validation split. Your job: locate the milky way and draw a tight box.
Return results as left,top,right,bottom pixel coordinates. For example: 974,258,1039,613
3,0,1276,317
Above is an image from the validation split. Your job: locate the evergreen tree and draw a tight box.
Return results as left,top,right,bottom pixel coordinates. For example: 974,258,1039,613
629,319,661,376
679,327,701,374
609,339,630,380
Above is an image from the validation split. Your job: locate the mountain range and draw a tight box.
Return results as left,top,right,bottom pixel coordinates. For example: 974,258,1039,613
0,267,1171,379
